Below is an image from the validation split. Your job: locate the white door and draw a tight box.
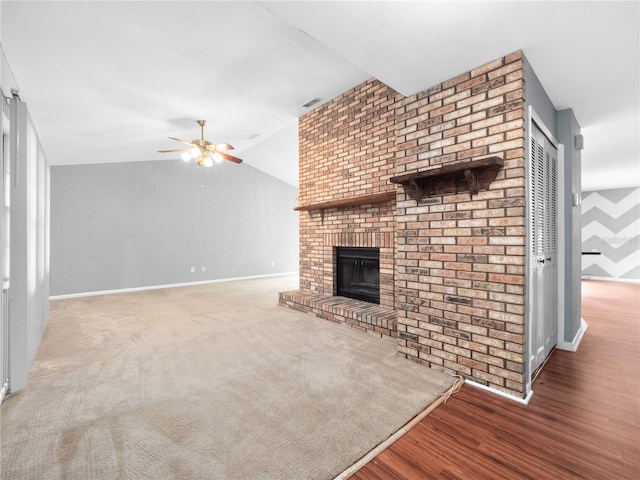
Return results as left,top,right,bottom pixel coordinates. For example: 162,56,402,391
529,122,558,375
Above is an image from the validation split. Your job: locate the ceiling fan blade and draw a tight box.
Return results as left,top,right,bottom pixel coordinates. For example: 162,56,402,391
219,152,243,164
169,136,195,147
158,148,191,153
205,143,235,153
216,143,234,151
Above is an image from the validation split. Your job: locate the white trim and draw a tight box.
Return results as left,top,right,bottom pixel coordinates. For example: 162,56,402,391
0,382,7,404
525,108,533,396
583,276,640,284
525,105,564,399
556,142,567,351
465,379,533,405
49,272,299,300
556,318,588,352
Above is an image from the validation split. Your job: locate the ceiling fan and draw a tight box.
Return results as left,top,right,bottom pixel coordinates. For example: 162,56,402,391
158,120,243,167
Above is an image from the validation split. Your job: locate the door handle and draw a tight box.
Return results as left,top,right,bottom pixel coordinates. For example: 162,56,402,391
537,258,545,264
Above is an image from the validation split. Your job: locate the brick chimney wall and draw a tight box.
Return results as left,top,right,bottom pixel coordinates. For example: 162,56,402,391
394,52,527,398
297,78,400,307
295,52,528,398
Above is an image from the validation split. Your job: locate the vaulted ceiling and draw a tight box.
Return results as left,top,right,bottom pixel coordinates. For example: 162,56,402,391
1,1,638,191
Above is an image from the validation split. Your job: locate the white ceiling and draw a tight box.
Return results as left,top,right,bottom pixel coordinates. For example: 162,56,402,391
1,1,638,191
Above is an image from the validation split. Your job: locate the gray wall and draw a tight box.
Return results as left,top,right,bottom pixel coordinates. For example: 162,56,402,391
524,58,557,134
525,56,582,345
556,108,582,341
50,159,298,296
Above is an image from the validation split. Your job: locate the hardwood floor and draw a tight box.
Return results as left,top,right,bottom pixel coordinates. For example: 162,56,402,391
352,280,640,479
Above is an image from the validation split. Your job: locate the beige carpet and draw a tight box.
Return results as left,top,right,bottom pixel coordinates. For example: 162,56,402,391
1,275,457,479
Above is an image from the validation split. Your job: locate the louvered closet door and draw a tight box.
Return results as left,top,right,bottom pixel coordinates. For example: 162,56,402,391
530,123,558,375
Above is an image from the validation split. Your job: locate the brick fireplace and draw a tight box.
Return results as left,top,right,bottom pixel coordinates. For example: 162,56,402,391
280,51,528,398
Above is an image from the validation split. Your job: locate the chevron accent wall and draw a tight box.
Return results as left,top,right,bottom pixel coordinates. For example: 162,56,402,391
582,187,640,281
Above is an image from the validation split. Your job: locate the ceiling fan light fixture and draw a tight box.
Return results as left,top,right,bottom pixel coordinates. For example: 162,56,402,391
159,120,243,166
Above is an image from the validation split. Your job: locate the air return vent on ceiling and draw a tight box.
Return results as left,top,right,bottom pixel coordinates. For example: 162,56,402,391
301,98,322,108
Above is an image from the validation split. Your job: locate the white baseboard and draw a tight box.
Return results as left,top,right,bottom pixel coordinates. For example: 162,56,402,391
556,318,589,352
464,379,533,405
49,272,299,300
582,276,639,284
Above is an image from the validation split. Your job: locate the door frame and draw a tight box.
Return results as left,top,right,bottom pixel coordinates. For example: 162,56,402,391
525,105,565,397
0,97,10,403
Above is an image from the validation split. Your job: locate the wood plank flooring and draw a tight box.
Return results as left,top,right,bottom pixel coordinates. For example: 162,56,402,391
352,280,640,479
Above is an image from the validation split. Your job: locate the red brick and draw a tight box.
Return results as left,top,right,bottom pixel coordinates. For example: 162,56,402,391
297,53,527,398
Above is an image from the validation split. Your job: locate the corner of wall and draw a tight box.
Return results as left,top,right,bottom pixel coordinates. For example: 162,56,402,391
524,54,584,352
556,108,582,344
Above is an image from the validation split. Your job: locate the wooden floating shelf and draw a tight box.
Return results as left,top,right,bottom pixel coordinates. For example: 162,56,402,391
389,157,504,201
294,191,395,211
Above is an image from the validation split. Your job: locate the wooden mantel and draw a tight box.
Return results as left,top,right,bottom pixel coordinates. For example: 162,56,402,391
294,191,395,211
389,157,504,201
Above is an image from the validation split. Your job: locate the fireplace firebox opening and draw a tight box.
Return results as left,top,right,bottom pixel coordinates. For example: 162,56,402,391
336,247,380,304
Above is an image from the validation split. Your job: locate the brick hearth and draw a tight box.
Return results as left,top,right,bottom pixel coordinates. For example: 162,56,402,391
279,290,396,338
